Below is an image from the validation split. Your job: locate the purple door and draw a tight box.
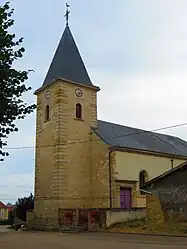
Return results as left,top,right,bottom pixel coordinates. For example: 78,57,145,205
120,188,132,209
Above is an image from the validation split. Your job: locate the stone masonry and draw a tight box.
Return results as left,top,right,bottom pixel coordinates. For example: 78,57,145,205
34,79,100,223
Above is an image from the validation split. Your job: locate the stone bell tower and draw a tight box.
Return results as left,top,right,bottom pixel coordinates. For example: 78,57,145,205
34,5,100,223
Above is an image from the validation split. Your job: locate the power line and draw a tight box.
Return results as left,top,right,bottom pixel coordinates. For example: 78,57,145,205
3,121,187,151
1,123,187,202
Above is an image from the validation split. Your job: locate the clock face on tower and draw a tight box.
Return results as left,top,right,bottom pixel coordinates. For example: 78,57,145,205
45,91,50,99
75,88,83,97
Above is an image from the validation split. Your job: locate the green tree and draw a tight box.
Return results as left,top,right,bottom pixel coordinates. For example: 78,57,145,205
0,2,36,161
15,193,34,221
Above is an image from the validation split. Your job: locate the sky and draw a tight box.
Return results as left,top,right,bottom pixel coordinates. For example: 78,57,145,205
1,0,187,203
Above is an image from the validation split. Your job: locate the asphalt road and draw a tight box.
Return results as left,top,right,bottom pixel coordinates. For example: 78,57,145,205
1,228,187,249
0,226,11,233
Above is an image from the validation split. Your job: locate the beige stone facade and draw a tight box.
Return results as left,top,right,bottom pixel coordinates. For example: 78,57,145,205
34,79,100,220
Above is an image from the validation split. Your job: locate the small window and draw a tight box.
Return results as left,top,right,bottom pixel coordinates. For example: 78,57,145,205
76,103,82,119
45,105,50,122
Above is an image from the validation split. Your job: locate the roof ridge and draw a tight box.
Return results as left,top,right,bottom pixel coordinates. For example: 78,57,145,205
91,127,109,144
98,119,144,131
0,201,6,207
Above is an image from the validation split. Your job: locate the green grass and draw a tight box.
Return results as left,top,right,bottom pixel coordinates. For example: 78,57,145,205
109,218,146,229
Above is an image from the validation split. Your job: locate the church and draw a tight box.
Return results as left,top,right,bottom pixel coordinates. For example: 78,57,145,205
33,10,187,222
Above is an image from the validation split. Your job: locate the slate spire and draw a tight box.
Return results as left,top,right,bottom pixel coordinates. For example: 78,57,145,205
42,11,93,87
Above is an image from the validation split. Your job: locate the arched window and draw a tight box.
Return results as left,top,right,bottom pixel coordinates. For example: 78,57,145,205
139,170,148,190
45,105,50,122
76,103,82,119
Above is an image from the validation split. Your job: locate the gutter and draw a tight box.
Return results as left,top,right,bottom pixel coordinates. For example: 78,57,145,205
171,159,174,169
113,146,187,160
108,147,115,209
34,77,100,95
140,189,152,195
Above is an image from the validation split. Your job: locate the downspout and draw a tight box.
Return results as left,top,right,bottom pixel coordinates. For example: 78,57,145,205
171,159,174,169
108,147,114,210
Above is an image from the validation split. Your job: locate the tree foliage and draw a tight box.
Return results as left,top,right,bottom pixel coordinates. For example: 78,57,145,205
16,193,34,209
0,2,36,161
15,193,34,221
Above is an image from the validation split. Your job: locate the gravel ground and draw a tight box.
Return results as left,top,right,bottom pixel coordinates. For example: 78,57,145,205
1,228,187,249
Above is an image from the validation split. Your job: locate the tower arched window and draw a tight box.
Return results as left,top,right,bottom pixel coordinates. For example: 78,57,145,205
45,105,50,122
139,170,148,190
76,103,82,119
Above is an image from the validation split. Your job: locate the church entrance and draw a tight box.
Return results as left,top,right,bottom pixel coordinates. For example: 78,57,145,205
120,187,132,209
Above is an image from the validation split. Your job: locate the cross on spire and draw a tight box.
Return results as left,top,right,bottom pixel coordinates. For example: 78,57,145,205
64,3,70,26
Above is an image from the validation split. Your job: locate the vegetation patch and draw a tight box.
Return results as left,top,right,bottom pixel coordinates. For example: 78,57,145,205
109,219,187,236
0,220,10,225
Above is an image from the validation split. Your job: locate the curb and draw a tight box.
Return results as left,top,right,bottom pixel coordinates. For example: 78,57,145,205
20,227,187,238
104,230,187,238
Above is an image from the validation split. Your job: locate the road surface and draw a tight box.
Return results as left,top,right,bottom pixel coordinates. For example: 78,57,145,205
1,229,187,248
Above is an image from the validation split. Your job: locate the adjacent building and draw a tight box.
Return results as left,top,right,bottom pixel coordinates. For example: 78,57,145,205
143,161,187,215
0,201,8,220
0,202,15,220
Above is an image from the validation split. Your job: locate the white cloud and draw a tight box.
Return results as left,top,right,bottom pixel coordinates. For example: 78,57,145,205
91,69,187,140
0,172,34,204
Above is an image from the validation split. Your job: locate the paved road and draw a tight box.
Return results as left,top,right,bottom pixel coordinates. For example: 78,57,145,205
1,230,187,248
0,226,11,233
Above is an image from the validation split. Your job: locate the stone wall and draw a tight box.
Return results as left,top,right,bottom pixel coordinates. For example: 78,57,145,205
91,132,110,208
146,195,164,225
145,165,187,216
106,209,146,227
34,79,99,218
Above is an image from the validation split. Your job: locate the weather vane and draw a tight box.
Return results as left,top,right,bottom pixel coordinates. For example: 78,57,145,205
64,3,70,26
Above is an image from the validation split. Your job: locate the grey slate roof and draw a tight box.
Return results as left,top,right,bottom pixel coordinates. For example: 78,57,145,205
93,120,187,157
43,25,92,86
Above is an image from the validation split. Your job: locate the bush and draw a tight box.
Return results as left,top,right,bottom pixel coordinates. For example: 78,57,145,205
15,193,34,221
8,210,14,226
0,219,10,225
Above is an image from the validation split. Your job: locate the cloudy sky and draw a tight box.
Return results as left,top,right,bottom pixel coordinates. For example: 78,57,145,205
1,0,187,203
